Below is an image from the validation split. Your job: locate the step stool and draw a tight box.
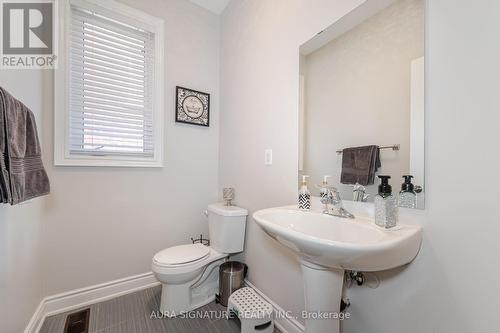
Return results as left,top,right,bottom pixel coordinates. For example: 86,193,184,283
227,287,274,333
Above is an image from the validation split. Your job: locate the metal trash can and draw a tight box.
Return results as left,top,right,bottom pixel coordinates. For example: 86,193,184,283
217,261,248,307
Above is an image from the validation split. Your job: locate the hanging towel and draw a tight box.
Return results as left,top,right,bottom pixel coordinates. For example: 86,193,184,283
0,89,12,204
0,87,50,205
340,145,381,186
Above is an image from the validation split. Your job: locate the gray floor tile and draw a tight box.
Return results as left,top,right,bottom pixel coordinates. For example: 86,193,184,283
94,318,155,333
90,297,126,332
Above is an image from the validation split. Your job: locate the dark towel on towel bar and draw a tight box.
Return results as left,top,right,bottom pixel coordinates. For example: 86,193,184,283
0,87,50,205
340,145,381,186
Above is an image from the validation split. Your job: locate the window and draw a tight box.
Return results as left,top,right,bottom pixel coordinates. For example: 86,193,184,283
55,0,164,167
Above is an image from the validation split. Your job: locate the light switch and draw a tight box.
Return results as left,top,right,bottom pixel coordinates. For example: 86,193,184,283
264,149,272,165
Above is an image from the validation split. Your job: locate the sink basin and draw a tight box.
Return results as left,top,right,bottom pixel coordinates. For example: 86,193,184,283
253,205,422,333
253,206,422,271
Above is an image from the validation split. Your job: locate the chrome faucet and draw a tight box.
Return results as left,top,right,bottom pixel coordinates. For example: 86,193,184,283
320,187,355,219
352,183,369,202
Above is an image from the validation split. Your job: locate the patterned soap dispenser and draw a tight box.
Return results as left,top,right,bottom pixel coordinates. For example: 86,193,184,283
318,175,331,199
298,175,311,210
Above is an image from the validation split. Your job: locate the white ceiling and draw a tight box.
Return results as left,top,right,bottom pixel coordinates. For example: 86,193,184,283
188,0,231,14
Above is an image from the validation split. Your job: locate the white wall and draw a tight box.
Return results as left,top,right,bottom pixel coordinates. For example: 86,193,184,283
1,1,220,330
220,1,500,332
303,0,424,200
40,0,221,295
0,72,47,333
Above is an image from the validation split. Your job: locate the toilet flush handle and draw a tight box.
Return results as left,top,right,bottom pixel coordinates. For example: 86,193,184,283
203,210,208,217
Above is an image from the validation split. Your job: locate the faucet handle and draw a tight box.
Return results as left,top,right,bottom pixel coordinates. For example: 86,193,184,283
353,183,368,202
325,186,340,196
319,186,340,205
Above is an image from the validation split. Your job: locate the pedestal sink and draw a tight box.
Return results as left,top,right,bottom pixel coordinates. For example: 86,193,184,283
253,205,422,333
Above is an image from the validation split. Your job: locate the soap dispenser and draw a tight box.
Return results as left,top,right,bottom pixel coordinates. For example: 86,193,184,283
374,176,398,228
318,175,331,199
298,175,311,210
399,175,417,208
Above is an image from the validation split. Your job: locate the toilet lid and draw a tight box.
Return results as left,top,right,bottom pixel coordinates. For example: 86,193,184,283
153,244,210,266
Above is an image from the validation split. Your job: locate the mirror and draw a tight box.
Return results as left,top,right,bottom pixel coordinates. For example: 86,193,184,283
299,0,425,209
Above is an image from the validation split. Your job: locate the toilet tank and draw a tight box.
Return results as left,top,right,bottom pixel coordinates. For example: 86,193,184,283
207,203,248,254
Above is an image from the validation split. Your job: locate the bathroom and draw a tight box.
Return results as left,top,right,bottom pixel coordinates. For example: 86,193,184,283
1,0,499,333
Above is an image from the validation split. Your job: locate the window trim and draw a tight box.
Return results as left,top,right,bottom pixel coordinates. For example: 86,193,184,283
54,0,164,167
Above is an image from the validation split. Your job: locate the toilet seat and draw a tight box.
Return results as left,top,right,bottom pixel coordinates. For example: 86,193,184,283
153,244,210,267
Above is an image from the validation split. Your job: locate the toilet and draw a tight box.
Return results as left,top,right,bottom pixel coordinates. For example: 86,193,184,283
152,203,248,316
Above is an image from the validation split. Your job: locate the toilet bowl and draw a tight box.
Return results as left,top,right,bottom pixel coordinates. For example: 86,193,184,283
152,243,228,315
152,203,248,316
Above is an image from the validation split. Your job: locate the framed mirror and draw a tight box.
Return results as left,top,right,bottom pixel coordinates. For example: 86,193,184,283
298,0,425,209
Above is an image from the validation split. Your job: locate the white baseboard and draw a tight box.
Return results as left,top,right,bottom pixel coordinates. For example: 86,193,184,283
42,272,159,317
245,280,305,333
24,272,159,333
23,298,46,333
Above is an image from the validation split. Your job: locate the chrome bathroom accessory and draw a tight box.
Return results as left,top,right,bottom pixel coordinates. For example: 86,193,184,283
336,144,400,154
352,183,369,202
216,261,247,306
320,186,355,219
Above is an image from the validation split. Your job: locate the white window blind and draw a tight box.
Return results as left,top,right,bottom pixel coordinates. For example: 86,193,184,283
69,5,155,157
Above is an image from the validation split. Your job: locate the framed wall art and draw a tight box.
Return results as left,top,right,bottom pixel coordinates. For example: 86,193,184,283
175,86,210,127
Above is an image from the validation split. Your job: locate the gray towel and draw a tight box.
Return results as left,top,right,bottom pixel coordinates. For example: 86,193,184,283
0,87,50,205
340,145,381,186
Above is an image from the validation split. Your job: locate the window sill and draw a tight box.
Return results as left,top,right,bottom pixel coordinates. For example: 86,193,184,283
54,154,164,168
